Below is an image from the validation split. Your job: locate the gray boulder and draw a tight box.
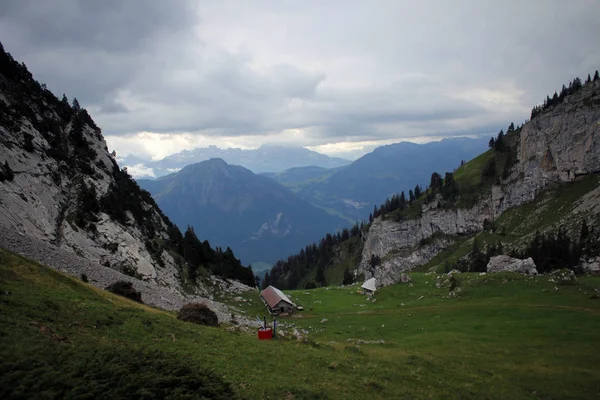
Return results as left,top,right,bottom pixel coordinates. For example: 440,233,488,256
581,257,600,275
486,255,538,275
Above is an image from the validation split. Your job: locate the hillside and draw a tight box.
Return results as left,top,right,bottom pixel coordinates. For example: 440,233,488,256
2,247,600,399
123,144,351,178
267,74,600,289
357,77,600,285
139,158,349,265
270,137,489,221
0,42,254,299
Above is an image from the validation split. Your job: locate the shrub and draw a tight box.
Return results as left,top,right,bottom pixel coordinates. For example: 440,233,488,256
23,132,34,152
305,281,317,289
177,302,219,327
0,161,14,182
105,281,142,303
80,273,88,283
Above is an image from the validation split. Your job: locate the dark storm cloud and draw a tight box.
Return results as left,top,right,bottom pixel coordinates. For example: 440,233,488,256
0,0,195,105
0,0,194,52
1,0,599,156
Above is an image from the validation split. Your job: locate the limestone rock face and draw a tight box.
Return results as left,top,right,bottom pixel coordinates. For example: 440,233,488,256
0,119,180,287
486,255,538,275
0,56,180,292
358,80,600,285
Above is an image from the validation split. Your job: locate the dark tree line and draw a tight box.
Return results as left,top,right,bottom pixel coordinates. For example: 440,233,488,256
262,222,363,290
530,71,598,119
514,221,599,274
181,226,255,286
369,183,425,222
484,124,520,180
449,221,599,274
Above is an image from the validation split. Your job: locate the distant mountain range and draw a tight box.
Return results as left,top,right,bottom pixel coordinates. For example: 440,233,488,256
267,137,490,221
122,145,351,178
138,158,348,266
138,137,490,266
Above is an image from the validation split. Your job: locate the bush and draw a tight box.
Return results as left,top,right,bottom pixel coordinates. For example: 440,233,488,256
80,273,88,283
177,302,219,327
0,161,14,182
23,132,34,152
105,281,142,303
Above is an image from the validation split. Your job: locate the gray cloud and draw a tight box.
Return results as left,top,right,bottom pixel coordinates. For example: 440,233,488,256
1,0,599,158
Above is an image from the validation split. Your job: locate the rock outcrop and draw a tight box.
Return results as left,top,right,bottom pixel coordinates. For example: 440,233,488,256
0,73,180,288
486,255,538,275
359,80,600,284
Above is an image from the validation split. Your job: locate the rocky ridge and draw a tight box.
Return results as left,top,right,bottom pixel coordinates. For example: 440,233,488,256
0,43,254,315
359,80,600,285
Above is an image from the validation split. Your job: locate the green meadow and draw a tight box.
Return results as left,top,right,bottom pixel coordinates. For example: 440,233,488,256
2,248,600,399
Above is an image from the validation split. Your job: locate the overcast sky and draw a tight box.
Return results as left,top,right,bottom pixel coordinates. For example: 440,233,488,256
1,0,599,160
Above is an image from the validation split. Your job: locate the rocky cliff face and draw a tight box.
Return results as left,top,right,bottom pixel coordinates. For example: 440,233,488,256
359,80,600,286
0,46,181,289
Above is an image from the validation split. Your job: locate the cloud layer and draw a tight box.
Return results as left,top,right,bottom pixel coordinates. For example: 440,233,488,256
1,0,599,159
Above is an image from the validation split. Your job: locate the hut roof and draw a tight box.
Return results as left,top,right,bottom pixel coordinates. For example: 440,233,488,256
261,285,295,308
361,277,377,292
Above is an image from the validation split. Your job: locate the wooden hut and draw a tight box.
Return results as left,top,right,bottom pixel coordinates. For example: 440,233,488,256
260,285,296,315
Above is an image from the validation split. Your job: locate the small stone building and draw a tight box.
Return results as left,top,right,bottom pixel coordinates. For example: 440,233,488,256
260,285,296,315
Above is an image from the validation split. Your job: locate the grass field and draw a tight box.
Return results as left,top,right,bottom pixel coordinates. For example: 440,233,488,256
3,247,600,399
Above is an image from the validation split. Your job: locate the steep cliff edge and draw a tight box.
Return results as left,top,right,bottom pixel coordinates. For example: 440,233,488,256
359,79,600,285
0,44,188,290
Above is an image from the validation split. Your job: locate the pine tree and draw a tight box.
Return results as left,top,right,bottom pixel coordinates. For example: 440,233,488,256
409,189,415,203
262,272,270,289
72,97,81,112
495,130,504,152
508,122,515,132
315,264,327,287
430,172,442,190
343,267,353,285
399,191,406,210
572,77,583,91
594,70,599,81
580,220,590,254
559,84,568,98
414,184,422,199
586,73,592,84
489,137,495,148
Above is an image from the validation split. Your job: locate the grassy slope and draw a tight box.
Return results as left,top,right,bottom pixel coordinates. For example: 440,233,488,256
4,247,598,399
